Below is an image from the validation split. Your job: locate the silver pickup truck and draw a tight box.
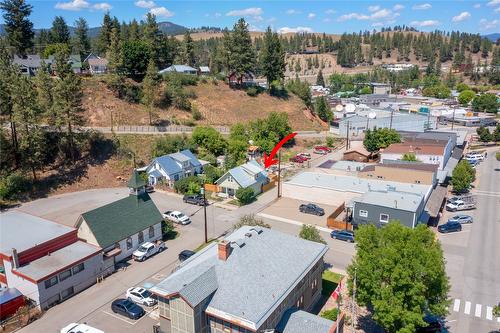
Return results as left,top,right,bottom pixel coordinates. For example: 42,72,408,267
446,195,476,211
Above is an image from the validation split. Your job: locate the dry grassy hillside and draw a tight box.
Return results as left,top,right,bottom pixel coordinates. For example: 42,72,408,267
80,78,322,131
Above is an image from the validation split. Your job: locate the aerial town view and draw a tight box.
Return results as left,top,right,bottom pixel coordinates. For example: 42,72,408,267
0,0,499,332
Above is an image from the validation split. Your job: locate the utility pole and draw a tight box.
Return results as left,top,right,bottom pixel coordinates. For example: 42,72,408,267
346,121,350,150
351,268,357,331
389,109,394,130
451,107,456,130
427,109,431,131
277,150,282,198
201,185,208,243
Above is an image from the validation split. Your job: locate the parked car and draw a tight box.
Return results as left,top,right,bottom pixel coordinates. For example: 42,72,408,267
111,299,145,320
299,203,325,216
163,210,191,225
448,214,473,224
438,221,462,233
330,230,355,242
179,249,196,261
467,159,479,168
465,152,484,161
313,149,327,155
289,155,306,163
61,323,104,333
183,194,207,206
297,152,311,160
145,185,154,193
446,199,476,212
132,240,165,261
126,287,157,306
314,146,332,153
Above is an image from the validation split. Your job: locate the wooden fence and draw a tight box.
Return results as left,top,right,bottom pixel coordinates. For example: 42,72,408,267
326,202,353,230
204,184,220,193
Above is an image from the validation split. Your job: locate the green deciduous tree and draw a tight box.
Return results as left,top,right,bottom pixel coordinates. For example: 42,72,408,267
191,126,227,156
452,160,475,193
260,26,285,86
471,93,499,114
235,187,255,205
363,128,401,153
299,224,326,244
401,152,419,162
476,126,493,143
458,90,475,106
347,222,450,333
0,0,34,56
122,40,150,76
151,134,193,157
456,83,469,92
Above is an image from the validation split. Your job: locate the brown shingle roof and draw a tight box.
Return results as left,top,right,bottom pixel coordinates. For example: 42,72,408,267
382,142,445,155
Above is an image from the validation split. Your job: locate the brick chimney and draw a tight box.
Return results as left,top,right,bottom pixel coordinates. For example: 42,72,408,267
218,240,231,261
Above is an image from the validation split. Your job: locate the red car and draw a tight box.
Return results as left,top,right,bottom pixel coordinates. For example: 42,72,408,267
314,146,332,153
289,155,307,163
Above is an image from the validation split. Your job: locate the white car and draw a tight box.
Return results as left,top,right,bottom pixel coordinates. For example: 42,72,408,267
163,210,191,225
126,287,157,306
465,152,484,161
61,323,104,333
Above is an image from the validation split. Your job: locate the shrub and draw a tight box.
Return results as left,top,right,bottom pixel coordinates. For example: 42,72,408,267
456,83,470,92
235,187,255,205
173,176,202,194
299,224,326,244
161,220,178,240
326,137,335,147
233,214,271,230
192,106,203,120
246,86,259,97
0,172,31,201
320,308,339,321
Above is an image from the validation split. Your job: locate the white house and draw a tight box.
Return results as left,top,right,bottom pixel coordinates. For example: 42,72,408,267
215,160,269,198
159,65,197,75
146,149,204,186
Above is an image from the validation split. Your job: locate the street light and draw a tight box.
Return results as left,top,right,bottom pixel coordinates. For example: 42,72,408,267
200,185,208,243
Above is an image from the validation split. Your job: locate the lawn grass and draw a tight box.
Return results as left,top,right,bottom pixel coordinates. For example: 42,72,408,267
322,270,344,296
227,199,242,206
194,239,217,252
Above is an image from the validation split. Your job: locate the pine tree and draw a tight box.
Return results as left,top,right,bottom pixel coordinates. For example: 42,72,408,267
260,26,285,86
316,69,325,86
11,74,44,180
73,17,90,59
227,18,255,85
50,16,70,44
97,12,113,55
0,0,34,56
34,61,53,117
141,58,159,125
315,96,332,122
179,30,195,66
51,50,84,163
106,27,123,73
142,13,162,64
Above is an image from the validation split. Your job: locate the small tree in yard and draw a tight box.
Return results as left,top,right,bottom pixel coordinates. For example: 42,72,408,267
233,214,271,230
476,126,493,143
493,304,500,317
299,224,326,244
235,187,255,205
458,90,475,105
320,308,338,321
347,222,450,333
402,152,419,162
452,160,475,193
326,137,335,147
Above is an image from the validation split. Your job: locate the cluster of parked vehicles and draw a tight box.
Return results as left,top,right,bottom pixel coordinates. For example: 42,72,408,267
464,151,484,168
289,146,333,163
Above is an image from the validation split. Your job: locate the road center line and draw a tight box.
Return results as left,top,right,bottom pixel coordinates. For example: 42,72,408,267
464,301,471,315
474,304,482,318
453,299,460,312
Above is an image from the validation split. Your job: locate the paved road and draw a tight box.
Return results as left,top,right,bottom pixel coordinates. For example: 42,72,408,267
439,149,500,332
16,181,354,333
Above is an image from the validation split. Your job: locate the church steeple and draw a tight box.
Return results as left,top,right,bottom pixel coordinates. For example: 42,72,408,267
128,169,146,195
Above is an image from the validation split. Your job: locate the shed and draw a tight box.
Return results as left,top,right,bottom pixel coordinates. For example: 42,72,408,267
343,147,371,162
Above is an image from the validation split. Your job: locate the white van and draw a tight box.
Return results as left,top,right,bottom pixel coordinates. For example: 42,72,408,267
60,323,104,333
465,152,484,161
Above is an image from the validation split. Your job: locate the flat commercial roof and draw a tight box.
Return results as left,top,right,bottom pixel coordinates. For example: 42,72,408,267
14,241,100,282
354,191,423,212
0,211,74,256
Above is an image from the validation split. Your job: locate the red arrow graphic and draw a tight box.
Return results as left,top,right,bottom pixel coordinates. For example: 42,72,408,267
263,132,297,168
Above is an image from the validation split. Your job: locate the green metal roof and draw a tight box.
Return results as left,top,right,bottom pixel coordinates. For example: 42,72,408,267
128,170,146,189
80,193,162,248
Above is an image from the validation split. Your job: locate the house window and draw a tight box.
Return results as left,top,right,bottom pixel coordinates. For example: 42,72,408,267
174,175,179,181
59,269,72,281
380,214,389,223
415,180,421,184
228,175,233,182
359,210,368,218
72,263,85,275
149,226,155,239
126,237,133,250
44,276,58,289
138,231,144,244
61,286,74,300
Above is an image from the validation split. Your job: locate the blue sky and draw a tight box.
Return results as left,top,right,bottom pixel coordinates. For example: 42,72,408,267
7,0,500,34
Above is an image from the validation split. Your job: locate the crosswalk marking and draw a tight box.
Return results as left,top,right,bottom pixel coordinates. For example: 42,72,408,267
486,306,493,320
453,299,461,312
464,301,471,315
475,304,482,317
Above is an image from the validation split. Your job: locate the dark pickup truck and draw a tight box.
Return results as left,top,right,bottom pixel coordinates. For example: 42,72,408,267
183,195,208,206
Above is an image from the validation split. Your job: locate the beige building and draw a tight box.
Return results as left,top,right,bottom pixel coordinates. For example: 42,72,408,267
358,163,438,185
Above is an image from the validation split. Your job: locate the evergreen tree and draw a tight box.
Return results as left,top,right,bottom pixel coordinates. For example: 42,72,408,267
50,16,70,44
0,0,34,56
227,18,255,85
314,96,332,122
33,61,53,117
179,30,195,66
97,12,113,55
73,17,90,59
106,27,123,73
11,74,44,180
316,69,325,86
260,26,285,86
142,13,162,64
141,58,159,125
51,50,84,163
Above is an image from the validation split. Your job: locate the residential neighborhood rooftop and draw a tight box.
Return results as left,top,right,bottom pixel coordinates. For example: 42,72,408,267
151,226,328,330
381,142,446,155
276,308,335,333
363,162,439,172
354,190,424,212
0,211,74,255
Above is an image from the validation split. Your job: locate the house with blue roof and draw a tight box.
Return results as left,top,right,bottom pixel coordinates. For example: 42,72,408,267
158,64,197,75
146,149,204,186
215,160,269,198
